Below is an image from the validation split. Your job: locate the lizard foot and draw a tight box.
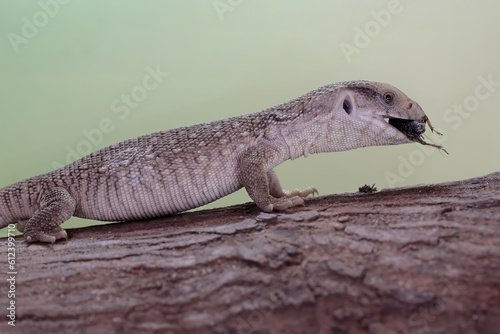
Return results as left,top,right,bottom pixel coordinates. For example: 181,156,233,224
25,228,68,244
22,187,75,244
283,186,318,198
262,196,305,212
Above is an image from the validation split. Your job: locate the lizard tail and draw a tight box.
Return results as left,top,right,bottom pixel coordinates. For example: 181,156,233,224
0,187,10,228
0,201,11,229
0,186,15,229
0,182,36,229
0,215,10,230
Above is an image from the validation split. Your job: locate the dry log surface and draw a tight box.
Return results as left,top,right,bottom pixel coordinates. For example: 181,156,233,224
1,172,499,334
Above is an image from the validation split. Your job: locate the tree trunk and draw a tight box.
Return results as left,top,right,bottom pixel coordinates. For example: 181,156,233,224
2,172,500,334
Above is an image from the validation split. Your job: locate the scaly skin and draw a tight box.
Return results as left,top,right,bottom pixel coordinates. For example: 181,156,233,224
0,80,440,243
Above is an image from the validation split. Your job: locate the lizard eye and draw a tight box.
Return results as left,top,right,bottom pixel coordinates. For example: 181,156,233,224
383,92,394,104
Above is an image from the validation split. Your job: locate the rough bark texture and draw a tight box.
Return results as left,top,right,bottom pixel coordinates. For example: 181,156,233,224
1,172,499,334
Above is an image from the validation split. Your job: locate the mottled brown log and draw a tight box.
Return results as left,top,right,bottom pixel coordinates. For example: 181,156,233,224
1,172,499,334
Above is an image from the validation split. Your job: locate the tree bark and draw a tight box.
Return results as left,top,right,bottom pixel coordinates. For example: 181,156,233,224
2,172,500,334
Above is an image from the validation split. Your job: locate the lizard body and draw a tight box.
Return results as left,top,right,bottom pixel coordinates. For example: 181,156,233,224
0,80,443,243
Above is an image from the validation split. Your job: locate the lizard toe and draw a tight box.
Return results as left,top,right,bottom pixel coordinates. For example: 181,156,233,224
284,186,318,198
271,196,305,211
24,228,68,244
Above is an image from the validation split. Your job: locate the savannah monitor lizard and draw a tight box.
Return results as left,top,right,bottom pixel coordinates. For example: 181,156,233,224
0,80,445,243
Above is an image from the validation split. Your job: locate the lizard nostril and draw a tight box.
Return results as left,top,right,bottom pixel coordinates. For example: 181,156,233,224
408,102,413,109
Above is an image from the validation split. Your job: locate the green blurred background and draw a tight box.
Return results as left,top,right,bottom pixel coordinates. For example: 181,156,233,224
1,1,499,235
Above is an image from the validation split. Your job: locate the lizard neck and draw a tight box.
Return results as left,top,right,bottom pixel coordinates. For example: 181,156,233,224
277,104,385,159
279,111,344,160
266,90,353,161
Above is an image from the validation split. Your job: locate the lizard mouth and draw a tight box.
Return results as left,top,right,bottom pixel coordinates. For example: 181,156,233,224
384,116,448,153
388,117,426,139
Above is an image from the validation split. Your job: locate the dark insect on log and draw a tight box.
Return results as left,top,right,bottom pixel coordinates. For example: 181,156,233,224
358,183,377,193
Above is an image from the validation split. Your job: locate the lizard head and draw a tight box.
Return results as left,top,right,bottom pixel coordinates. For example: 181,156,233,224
331,80,446,152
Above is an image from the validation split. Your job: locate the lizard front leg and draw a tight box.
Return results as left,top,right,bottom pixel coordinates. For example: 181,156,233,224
240,145,316,212
20,187,76,243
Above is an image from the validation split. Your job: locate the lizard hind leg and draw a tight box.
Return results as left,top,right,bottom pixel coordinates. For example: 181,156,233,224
23,187,76,244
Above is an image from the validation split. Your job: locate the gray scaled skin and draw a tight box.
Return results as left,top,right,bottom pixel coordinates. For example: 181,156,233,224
0,80,443,243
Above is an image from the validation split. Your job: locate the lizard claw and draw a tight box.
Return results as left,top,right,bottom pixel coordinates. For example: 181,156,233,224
283,186,318,198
